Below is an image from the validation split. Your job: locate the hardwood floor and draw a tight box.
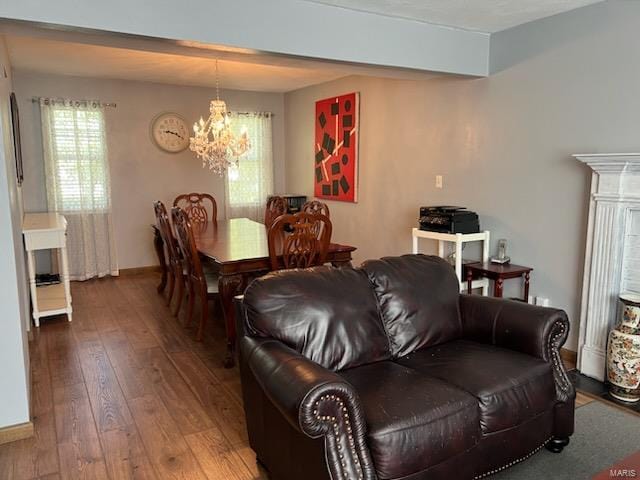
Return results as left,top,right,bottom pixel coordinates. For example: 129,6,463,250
0,273,595,479
576,392,594,407
562,359,594,408
0,273,266,480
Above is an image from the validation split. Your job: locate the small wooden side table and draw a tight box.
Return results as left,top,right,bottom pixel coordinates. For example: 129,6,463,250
465,262,533,301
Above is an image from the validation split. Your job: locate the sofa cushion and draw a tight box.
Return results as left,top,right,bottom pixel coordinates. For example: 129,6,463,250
396,339,556,434
361,254,462,357
339,361,480,480
243,266,391,371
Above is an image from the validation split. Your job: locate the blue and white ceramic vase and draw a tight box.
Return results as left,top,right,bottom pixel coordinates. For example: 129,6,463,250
606,293,640,403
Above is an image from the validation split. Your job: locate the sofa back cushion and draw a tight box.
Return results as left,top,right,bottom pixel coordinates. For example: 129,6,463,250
243,266,391,371
361,254,462,357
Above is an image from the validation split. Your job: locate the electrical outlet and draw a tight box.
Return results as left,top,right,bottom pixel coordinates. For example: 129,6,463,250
435,175,443,189
535,297,550,307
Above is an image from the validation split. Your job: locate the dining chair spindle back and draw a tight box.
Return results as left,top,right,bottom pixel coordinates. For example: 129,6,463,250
302,200,330,218
267,212,332,271
153,201,184,310
171,207,219,341
264,195,287,229
174,193,217,224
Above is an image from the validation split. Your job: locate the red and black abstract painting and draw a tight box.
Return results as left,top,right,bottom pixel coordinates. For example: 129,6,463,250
314,92,359,203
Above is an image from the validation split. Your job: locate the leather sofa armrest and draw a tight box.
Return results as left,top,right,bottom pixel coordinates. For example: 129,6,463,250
241,336,377,480
459,294,575,403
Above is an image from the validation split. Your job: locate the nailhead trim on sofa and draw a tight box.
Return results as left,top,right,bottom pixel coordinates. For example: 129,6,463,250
473,437,552,479
547,321,574,402
314,394,364,480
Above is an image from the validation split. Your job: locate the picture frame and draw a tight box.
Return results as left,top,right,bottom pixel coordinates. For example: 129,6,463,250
314,92,359,203
10,92,24,185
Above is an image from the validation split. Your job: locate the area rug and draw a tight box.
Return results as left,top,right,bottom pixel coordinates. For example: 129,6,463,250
493,401,640,479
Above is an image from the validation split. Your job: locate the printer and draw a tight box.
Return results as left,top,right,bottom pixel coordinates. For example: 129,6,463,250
419,206,480,234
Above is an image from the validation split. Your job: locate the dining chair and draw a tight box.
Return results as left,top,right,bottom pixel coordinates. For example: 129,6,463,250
171,206,219,341
153,201,184,311
267,212,332,271
173,193,217,224
301,199,330,218
264,195,287,229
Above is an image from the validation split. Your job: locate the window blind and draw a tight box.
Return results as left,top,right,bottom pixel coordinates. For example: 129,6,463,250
43,105,110,212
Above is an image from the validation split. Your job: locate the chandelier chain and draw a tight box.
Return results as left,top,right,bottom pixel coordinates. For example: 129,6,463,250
215,59,220,101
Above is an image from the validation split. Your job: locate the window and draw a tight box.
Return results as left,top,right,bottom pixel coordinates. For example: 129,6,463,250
41,102,110,212
40,99,118,280
225,112,274,221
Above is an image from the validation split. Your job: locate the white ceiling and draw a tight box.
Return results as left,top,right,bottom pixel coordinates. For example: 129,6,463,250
5,36,352,93
303,0,603,32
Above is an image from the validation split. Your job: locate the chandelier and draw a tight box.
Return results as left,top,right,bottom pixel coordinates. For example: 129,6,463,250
190,60,250,175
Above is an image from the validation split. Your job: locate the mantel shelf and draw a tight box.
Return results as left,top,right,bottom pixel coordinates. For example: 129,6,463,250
574,153,640,173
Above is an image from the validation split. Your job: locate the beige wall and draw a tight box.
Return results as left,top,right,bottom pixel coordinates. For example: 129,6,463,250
284,1,640,351
14,72,285,270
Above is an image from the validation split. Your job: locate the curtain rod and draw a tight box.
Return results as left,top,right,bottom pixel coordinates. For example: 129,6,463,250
234,111,275,117
29,98,271,114
31,97,117,108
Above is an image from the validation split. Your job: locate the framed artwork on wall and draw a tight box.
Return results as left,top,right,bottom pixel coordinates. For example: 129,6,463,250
10,92,23,185
314,92,359,203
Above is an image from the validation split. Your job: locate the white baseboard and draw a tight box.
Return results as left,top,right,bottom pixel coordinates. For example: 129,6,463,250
578,345,606,381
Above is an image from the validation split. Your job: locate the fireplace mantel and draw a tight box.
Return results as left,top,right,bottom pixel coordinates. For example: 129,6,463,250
574,153,640,380
575,153,640,168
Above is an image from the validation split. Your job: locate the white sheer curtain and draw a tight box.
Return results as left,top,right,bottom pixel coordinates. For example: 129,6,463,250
40,99,118,280
224,112,274,221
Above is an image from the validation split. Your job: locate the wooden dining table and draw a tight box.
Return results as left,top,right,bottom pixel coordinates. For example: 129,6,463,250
152,218,356,367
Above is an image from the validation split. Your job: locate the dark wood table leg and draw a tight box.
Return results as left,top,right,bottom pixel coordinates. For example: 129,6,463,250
153,227,168,294
523,272,531,302
466,268,473,294
494,278,504,297
219,273,244,369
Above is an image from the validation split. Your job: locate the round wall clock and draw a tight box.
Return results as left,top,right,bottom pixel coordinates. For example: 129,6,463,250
151,113,190,153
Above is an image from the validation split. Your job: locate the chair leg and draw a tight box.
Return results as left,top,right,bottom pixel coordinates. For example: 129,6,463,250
185,279,195,328
197,284,208,342
172,273,185,317
165,269,175,307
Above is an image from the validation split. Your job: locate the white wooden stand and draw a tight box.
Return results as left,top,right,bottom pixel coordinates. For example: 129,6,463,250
412,228,491,294
23,213,72,327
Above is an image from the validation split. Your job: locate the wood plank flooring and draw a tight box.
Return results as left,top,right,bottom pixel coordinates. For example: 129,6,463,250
576,392,593,407
0,272,594,479
0,273,266,480
562,360,594,408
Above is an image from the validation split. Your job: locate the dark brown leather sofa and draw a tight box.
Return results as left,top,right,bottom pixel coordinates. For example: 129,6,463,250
236,255,575,480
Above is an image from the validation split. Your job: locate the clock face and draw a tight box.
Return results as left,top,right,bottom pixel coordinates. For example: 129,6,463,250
151,113,190,153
